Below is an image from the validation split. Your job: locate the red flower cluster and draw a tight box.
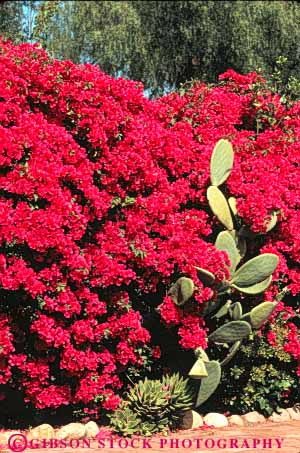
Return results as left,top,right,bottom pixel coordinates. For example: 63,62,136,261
0,40,300,415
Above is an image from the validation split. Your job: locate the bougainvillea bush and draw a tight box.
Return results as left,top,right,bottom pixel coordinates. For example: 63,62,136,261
1,39,300,425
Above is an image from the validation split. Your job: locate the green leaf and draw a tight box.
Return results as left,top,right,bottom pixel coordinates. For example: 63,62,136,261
195,361,221,407
195,266,216,286
207,186,234,230
215,230,239,273
220,341,241,366
249,301,277,329
168,277,194,306
230,302,243,320
210,139,234,186
212,300,232,319
231,275,272,294
208,320,252,343
231,254,279,287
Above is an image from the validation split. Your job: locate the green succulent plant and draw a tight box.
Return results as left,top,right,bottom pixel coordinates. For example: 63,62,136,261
109,404,143,437
126,373,194,432
109,403,169,437
168,277,194,306
169,139,280,409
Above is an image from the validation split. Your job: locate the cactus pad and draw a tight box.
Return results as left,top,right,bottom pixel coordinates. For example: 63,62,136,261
210,139,234,187
207,186,234,230
195,360,221,407
249,301,277,329
168,277,194,306
228,196,238,216
213,300,232,319
208,320,252,343
231,275,272,294
231,253,279,287
195,266,216,286
215,231,239,273
220,341,241,367
195,347,209,362
264,212,278,232
230,302,243,320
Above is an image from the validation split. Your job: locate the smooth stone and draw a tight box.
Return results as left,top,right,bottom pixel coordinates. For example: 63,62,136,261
228,414,244,427
269,408,291,422
56,423,86,440
0,431,22,448
84,421,99,438
203,412,228,428
27,424,55,440
242,411,265,424
181,410,203,429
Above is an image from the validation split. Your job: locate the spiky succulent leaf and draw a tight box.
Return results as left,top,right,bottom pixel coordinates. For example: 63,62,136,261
208,320,252,344
231,275,272,294
215,231,239,273
207,186,234,230
127,373,194,431
109,405,143,437
210,139,234,187
231,253,279,287
195,360,221,407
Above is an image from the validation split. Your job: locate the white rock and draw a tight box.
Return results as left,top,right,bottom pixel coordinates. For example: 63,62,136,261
56,423,86,440
242,411,265,424
181,410,203,429
203,413,228,428
84,421,99,438
27,424,55,440
228,415,244,427
287,407,300,421
269,409,291,422
0,431,22,445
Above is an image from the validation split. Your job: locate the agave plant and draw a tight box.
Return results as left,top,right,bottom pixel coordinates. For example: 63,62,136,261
126,373,194,431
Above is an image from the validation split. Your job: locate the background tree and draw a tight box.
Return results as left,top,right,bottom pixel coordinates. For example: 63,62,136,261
0,0,24,42
4,0,300,95
32,0,147,79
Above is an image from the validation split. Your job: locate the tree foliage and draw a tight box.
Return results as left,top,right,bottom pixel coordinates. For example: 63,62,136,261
0,1,24,42
32,0,146,78
2,1,300,95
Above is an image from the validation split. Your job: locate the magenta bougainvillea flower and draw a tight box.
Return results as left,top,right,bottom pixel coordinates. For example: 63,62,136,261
0,40,300,415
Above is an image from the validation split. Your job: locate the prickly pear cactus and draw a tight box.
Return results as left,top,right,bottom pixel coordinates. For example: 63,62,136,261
231,254,279,287
163,139,282,410
168,277,194,306
207,186,234,230
195,360,221,407
208,320,252,344
210,139,234,187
